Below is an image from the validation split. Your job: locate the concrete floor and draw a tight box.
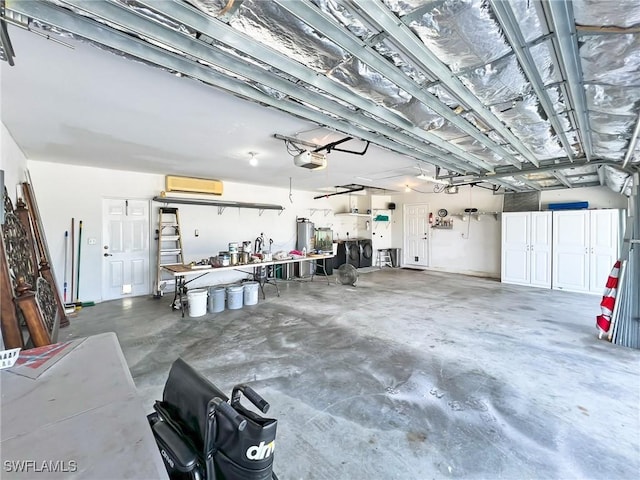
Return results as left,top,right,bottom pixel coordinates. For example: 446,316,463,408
63,269,640,479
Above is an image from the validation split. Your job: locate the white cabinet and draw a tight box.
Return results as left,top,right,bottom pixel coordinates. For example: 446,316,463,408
501,211,552,288
552,209,621,293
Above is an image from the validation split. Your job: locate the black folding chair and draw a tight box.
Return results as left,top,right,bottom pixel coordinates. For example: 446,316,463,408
148,358,278,480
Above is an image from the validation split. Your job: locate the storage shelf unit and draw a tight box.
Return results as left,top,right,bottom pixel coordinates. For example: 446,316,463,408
501,209,623,293
552,209,622,294
501,211,552,288
334,212,371,217
452,211,500,220
152,196,284,215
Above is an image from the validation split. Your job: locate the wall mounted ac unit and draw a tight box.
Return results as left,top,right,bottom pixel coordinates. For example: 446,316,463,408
294,151,327,170
165,175,223,195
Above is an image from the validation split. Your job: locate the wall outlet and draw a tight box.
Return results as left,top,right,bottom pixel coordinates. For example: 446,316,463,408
87,237,97,245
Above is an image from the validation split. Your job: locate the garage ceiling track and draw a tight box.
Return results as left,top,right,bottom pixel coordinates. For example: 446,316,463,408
3,0,640,194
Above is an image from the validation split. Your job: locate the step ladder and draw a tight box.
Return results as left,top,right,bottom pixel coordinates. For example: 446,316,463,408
376,249,393,268
155,207,184,297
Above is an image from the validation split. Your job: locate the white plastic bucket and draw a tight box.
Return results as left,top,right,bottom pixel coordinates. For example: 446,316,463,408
208,286,226,313
187,289,208,317
226,285,244,310
243,281,260,306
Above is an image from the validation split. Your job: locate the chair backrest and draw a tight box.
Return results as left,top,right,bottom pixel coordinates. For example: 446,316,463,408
161,358,227,453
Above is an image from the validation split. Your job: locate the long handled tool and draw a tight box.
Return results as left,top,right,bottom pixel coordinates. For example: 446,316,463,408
63,230,68,303
71,218,75,302
76,220,82,302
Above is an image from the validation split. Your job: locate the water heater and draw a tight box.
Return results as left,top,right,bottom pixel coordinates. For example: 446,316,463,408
296,219,315,277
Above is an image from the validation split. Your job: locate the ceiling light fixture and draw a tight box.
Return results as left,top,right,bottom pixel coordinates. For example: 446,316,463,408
249,151,258,167
404,185,411,192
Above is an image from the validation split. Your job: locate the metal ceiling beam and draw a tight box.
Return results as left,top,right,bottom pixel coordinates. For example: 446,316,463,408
597,165,606,186
8,0,474,176
544,181,600,190
56,0,480,175
515,176,542,191
136,0,491,173
485,178,527,193
272,0,524,170
543,0,594,161
489,0,575,161
552,171,573,188
446,159,630,183
0,18,16,66
344,0,542,167
622,112,640,169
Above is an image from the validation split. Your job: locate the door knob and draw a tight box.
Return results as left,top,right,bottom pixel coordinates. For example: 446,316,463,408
104,253,113,257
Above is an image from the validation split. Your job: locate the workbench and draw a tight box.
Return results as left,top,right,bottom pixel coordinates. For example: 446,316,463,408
163,254,334,316
0,333,168,479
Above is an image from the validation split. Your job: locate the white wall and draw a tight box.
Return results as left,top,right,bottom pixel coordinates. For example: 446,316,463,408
1,123,27,202
392,185,503,277
16,156,633,299
540,186,627,210
27,160,337,302
371,194,394,250
390,184,628,278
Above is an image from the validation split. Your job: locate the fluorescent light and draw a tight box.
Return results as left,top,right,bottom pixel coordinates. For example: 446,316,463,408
416,174,449,185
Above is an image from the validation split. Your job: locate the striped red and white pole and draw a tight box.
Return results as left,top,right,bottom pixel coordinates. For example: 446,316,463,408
596,260,621,335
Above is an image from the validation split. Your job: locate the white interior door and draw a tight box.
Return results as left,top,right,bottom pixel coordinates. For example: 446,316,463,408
553,210,589,292
589,209,619,293
404,203,429,267
501,212,530,285
102,198,150,301
529,211,552,288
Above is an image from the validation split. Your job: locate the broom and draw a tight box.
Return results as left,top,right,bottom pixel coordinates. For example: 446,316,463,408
73,220,95,308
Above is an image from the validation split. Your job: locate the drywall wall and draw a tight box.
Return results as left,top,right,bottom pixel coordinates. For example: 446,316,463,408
26,160,336,302
540,186,628,209
371,194,394,250
391,184,628,278
1,123,27,201
392,185,503,277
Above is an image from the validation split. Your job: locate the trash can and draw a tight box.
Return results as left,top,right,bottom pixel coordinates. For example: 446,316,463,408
389,248,401,267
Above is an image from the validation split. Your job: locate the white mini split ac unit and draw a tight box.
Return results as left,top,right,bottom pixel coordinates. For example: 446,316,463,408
294,150,327,170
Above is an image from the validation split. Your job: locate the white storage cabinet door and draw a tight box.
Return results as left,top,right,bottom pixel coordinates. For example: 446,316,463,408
529,212,552,288
552,210,590,292
589,209,620,294
501,212,530,285
501,211,551,288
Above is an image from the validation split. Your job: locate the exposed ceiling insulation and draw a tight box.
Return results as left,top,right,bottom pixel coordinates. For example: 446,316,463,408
2,0,639,195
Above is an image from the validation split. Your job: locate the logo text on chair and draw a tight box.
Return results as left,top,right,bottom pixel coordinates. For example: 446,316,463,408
246,441,275,460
